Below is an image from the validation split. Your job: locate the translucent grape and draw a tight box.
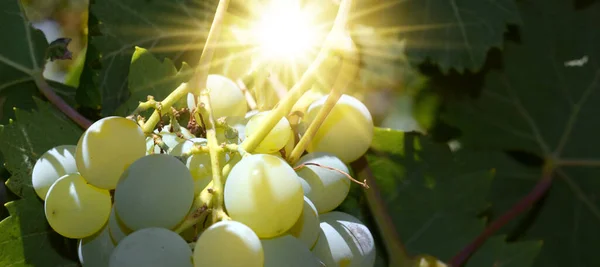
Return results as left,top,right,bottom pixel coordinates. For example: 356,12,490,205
186,74,247,119
108,206,130,245
32,145,78,200
193,220,263,267
146,124,194,154
262,235,322,267
78,225,114,267
76,116,146,189
224,154,303,238
305,94,374,163
295,152,351,213
109,227,192,267
169,138,225,195
44,173,112,238
114,154,194,231
288,196,320,249
244,111,293,154
312,212,376,267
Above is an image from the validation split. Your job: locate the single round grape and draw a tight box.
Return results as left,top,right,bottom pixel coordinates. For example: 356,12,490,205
288,196,320,249
193,220,263,267
312,212,376,267
109,227,192,267
114,154,194,231
76,116,146,189
169,138,225,195
224,154,303,238
146,124,194,154
262,235,322,267
32,145,78,200
244,111,293,154
45,173,112,238
108,206,131,245
295,152,351,213
186,74,247,119
305,94,374,163
78,225,115,267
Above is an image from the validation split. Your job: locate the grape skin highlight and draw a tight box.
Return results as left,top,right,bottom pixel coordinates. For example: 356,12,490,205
44,173,112,239
186,74,248,119
114,154,194,231
76,116,146,189
109,227,193,267
262,235,322,267
288,196,321,249
78,225,114,267
193,220,264,267
224,154,304,238
295,152,351,213
244,111,293,154
32,145,78,200
305,94,374,163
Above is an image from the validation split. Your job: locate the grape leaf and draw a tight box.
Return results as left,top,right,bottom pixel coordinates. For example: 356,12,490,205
0,0,77,123
353,0,520,73
443,0,600,266
468,235,541,267
359,128,540,265
89,0,218,116
115,47,193,116
0,98,82,266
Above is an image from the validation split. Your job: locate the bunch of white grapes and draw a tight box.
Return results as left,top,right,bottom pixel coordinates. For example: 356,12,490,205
31,74,376,267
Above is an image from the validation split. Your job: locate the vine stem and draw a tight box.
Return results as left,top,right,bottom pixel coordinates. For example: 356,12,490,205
141,82,190,133
240,0,354,153
33,72,92,129
351,156,410,267
449,164,555,266
287,32,358,165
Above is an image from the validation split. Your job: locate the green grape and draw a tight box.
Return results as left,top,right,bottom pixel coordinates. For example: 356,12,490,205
169,138,225,195
312,211,376,267
78,225,114,267
244,111,293,154
76,116,146,189
288,196,320,249
224,154,303,238
295,152,351,213
114,154,194,231
45,173,112,239
108,206,130,245
262,235,322,267
186,74,248,119
109,227,192,267
193,220,264,267
305,94,374,163
146,124,194,154
32,145,78,200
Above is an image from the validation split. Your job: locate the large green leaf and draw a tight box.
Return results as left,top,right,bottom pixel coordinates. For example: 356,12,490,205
352,128,541,265
353,0,520,73
90,0,218,116
443,0,600,266
0,99,82,266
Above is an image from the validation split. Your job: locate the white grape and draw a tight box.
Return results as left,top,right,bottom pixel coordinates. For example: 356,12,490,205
262,235,322,267
78,225,115,267
305,94,374,163
108,206,130,245
312,212,376,267
186,74,247,119
114,154,194,231
44,173,112,239
244,111,293,154
288,196,320,249
169,138,225,195
76,116,146,189
32,145,78,200
295,152,351,213
109,227,192,267
146,124,194,154
224,154,303,238
193,220,263,267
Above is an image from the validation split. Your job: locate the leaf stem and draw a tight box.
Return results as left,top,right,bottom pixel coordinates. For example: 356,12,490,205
33,72,92,129
448,164,555,267
351,156,410,267
240,0,354,153
556,159,600,167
